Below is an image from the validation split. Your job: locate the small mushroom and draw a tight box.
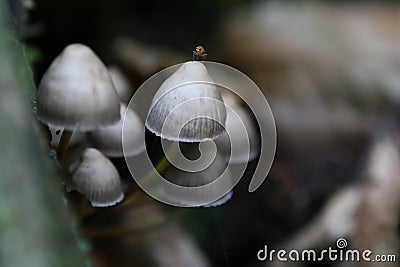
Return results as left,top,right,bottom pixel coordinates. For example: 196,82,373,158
108,66,134,103
216,91,260,163
87,104,145,157
145,61,227,142
162,142,233,207
37,43,120,158
64,147,124,207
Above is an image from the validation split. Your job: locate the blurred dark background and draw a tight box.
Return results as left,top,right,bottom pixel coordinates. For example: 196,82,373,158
28,0,235,81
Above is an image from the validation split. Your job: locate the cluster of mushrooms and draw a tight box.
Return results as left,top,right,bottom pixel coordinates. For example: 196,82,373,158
36,43,259,208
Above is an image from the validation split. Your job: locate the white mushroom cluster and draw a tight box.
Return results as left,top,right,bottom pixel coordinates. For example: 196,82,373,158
36,43,144,207
143,58,260,207
37,43,260,208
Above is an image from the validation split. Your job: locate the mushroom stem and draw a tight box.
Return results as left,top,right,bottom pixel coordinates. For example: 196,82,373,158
123,155,171,200
57,129,73,159
122,143,179,201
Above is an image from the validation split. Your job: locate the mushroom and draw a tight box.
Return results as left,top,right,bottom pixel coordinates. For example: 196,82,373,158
162,141,234,207
37,43,120,158
64,147,124,207
87,104,145,157
108,66,134,103
145,61,227,142
215,90,260,164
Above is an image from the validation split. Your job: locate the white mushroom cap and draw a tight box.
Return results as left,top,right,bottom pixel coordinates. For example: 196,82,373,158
37,43,120,131
162,142,233,206
65,148,124,207
213,90,260,163
220,89,240,107
108,66,133,103
216,104,260,164
146,61,227,142
87,104,145,157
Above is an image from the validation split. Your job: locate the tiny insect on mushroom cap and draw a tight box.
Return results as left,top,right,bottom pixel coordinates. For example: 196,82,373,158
146,61,227,142
64,147,124,207
37,43,121,131
193,45,207,61
87,104,145,157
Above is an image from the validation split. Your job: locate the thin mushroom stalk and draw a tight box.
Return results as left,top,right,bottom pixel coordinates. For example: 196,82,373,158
56,129,73,159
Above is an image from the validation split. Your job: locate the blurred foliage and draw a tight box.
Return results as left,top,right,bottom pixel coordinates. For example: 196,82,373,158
0,1,88,266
